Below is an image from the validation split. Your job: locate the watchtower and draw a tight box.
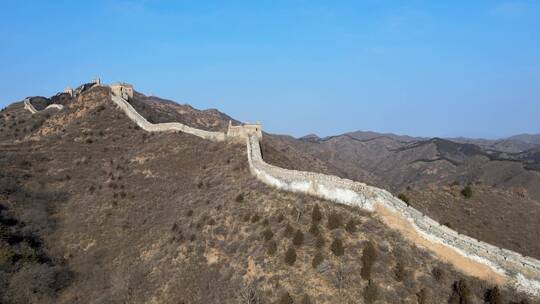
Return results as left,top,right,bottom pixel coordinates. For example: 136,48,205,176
92,77,101,86
227,120,262,142
110,82,134,100
64,87,74,97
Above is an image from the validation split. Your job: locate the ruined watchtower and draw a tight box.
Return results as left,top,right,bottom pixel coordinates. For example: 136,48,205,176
227,120,262,142
92,77,101,86
110,82,134,100
64,87,74,97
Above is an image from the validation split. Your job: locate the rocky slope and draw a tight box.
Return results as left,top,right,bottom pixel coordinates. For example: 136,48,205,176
0,86,536,303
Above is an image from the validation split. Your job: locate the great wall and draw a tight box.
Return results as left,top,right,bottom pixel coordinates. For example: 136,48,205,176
22,80,540,297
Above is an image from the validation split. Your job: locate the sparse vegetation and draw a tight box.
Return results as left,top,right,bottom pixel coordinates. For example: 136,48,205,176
267,240,277,256
311,204,322,222
327,211,343,230
448,280,471,304
461,185,473,198
397,193,410,204
308,222,320,236
235,193,244,202
239,281,260,304
361,241,377,280
484,286,502,304
345,218,357,234
278,292,294,304
284,246,297,265
363,280,379,304
300,294,312,304
330,238,344,256
292,229,304,246
284,222,294,237
262,228,274,241
312,251,324,268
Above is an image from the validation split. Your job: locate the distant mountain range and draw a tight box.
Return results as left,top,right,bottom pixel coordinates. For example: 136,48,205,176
301,131,540,154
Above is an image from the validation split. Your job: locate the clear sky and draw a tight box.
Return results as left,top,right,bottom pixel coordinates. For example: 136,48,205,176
1,1,539,138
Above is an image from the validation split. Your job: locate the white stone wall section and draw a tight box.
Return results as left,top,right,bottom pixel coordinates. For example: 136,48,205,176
23,98,63,114
110,94,227,141
23,98,38,114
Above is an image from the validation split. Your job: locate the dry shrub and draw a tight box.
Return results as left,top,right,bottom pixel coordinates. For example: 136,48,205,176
397,193,410,204
432,267,444,282
235,193,244,202
416,288,431,304
283,222,294,237
251,214,260,223
308,223,320,236
300,294,312,304
484,286,502,304
345,218,356,234
312,251,324,269
361,241,377,280
461,185,473,198
284,246,297,266
315,234,325,248
327,211,342,230
293,229,304,247
311,204,322,223
394,262,406,282
363,280,379,304
267,240,277,256
330,238,344,257
262,229,274,241
278,291,294,304
239,281,260,304
448,280,471,304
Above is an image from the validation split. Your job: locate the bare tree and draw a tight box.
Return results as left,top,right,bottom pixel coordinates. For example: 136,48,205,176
335,262,347,294
238,281,260,304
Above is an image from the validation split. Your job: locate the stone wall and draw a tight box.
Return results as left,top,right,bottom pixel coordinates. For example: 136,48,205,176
245,134,540,296
24,98,64,114
23,98,38,114
110,95,227,142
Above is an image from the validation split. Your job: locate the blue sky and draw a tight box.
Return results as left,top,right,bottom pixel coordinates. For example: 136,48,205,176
1,1,539,138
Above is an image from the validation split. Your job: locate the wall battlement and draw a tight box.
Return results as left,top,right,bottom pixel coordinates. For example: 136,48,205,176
21,81,540,297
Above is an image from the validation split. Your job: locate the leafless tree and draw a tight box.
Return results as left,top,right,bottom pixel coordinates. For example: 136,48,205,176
238,281,260,304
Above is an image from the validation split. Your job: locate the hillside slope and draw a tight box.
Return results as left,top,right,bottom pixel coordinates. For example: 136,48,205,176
0,87,535,303
261,131,540,260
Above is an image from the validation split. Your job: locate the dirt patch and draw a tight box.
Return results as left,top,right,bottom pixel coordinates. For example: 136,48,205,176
374,203,506,285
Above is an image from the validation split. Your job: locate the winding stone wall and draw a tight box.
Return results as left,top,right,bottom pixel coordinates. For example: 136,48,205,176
110,95,227,142
22,85,540,297
23,98,38,114
246,134,540,296
24,98,64,113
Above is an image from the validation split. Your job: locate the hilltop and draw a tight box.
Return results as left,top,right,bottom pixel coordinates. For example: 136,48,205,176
0,84,537,303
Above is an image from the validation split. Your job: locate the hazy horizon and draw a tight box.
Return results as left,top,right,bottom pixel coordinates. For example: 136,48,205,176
1,1,539,139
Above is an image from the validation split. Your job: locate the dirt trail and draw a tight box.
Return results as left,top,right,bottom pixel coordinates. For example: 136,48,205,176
374,203,506,285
